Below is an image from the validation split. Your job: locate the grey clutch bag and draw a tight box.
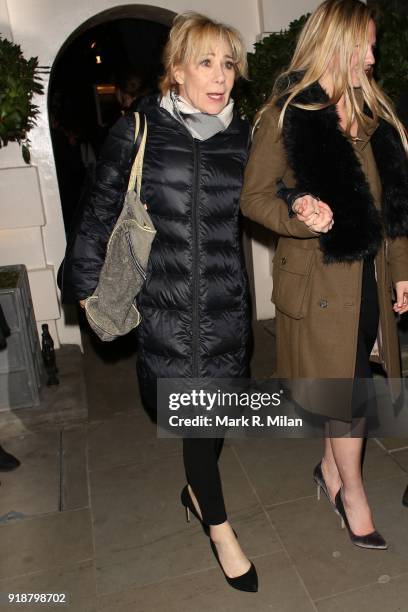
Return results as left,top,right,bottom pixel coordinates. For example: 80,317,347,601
85,113,156,341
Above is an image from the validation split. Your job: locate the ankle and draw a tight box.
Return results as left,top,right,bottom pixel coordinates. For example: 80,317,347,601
210,521,235,543
321,458,342,488
341,485,368,505
321,457,338,476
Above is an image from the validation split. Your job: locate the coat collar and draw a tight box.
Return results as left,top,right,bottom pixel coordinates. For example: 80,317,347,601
136,93,243,135
278,75,408,262
277,74,378,141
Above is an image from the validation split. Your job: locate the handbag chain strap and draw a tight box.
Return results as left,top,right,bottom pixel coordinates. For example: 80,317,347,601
127,112,148,197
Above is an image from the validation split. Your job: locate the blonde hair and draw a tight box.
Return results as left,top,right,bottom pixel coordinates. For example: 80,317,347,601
159,12,248,95
260,0,408,153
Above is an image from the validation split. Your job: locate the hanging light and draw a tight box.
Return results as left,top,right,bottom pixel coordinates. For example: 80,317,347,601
96,55,102,64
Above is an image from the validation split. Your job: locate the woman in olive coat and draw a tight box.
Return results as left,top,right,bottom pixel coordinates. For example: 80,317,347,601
241,0,408,549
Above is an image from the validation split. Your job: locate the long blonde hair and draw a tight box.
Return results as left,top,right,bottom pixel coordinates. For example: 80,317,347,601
260,0,407,152
159,12,248,95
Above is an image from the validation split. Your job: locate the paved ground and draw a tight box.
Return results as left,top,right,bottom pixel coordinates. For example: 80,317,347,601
1,322,408,612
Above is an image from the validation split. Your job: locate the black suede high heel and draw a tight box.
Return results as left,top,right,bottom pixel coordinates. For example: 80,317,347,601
313,461,340,515
180,485,210,536
334,489,388,550
181,485,257,591
209,539,258,592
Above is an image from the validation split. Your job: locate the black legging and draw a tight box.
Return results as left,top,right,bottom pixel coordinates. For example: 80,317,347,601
182,437,227,525
352,256,380,418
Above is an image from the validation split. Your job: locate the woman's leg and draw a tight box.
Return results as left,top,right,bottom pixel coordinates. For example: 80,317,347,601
182,437,251,578
183,438,226,525
321,258,379,534
322,394,369,502
329,436,375,534
321,433,343,501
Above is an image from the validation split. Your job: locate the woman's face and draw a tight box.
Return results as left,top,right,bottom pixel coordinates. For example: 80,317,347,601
350,19,376,87
174,40,235,114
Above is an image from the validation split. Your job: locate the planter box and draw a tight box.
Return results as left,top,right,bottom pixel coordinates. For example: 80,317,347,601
0,265,44,410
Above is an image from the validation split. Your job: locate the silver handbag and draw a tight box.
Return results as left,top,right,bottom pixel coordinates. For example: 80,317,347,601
85,113,156,341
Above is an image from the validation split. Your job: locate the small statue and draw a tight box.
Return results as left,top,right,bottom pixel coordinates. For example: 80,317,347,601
41,323,59,385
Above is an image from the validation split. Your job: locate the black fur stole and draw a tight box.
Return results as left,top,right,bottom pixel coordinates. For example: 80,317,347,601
279,81,408,263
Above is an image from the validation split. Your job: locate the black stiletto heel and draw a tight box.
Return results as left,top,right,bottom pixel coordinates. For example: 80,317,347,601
181,485,256,591
335,489,388,550
180,485,210,536
313,461,340,515
209,539,258,592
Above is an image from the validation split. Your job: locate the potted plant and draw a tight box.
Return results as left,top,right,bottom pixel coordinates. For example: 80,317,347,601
235,16,308,122
0,36,44,163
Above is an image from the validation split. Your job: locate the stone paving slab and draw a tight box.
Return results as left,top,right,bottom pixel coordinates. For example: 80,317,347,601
0,346,88,438
266,476,408,601
0,508,93,580
97,552,316,612
0,322,407,611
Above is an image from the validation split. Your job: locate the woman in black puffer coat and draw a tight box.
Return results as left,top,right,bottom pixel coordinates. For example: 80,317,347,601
61,13,257,592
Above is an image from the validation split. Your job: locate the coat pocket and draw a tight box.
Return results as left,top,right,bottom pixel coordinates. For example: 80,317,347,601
272,245,313,319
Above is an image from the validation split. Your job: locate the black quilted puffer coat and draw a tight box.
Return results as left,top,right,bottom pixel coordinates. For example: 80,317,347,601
61,95,251,410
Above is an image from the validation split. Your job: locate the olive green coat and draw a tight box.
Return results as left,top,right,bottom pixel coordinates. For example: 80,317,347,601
241,104,408,384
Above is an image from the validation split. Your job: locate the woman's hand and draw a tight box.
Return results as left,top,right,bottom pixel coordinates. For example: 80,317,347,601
393,281,408,314
292,195,334,234
79,299,87,309
292,194,319,218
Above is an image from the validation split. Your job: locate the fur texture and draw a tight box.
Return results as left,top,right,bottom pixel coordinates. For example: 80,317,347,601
278,81,408,263
371,120,408,239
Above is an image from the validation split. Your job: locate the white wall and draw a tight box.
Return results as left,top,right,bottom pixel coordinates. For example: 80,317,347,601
0,0,12,39
261,0,321,32
0,3,81,348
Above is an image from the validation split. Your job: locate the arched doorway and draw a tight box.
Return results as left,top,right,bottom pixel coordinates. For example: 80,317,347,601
48,5,175,236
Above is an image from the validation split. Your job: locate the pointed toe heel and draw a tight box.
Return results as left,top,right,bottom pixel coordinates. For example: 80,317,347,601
334,490,388,550
181,484,250,590
210,539,258,592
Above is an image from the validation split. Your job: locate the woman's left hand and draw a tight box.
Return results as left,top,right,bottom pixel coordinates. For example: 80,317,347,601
297,200,334,233
394,281,408,314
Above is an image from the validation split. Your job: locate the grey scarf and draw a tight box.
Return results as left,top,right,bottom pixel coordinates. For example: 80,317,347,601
160,89,234,141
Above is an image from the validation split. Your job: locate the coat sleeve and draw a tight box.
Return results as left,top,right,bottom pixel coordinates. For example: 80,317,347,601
60,114,136,302
388,236,408,284
240,108,318,239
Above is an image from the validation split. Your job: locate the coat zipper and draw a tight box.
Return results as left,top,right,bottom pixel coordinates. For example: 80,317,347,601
192,141,200,377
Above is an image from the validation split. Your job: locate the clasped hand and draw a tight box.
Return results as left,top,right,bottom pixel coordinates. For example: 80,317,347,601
394,281,408,315
292,195,334,234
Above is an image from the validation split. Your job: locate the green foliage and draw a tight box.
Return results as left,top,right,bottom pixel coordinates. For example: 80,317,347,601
0,37,44,163
375,10,408,104
236,16,308,122
237,10,408,122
